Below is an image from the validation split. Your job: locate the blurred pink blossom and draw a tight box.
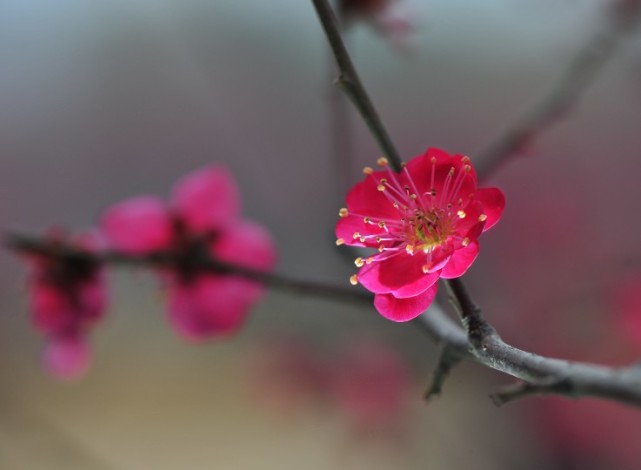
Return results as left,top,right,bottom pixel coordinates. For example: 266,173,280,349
100,165,276,341
25,231,107,379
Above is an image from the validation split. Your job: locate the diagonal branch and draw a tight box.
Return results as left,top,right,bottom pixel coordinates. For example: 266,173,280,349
475,1,641,181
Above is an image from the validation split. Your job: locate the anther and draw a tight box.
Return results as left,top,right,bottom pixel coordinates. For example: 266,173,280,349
457,210,466,219
449,167,455,176
366,257,373,264
339,208,349,218
430,157,437,164
464,164,471,173
377,157,389,166
378,245,385,252
355,257,365,268
406,244,414,255
462,156,471,164
375,236,382,243
410,194,417,200
422,264,430,274
378,221,386,228
462,237,470,247
353,232,361,239
350,275,359,285
336,238,345,246
479,214,487,222
377,184,386,192
363,216,371,224
363,166,374,175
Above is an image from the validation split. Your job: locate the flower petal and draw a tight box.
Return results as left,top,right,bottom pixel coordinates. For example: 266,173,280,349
358,253,440,297
475,187,505,231
404,148,477,201
335,215,386,248
171,165,241,234
213,219,277,272
167,276,256,342
100,196,173,254
43,336,91,380
440,241,480,279
373,283,438,322
345,170,400,221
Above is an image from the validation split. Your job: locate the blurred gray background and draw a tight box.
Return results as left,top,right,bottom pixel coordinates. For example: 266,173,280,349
1,0,641,468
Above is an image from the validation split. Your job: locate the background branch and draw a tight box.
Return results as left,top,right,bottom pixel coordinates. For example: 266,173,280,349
475,1,641,180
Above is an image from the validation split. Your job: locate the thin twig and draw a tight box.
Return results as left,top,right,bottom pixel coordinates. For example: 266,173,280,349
490,378,577,407
424,344,462,400
312,0,403,171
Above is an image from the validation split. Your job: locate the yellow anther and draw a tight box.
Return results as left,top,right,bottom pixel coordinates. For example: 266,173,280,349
378,245,385,253
359,237,366,243
462,237,470,247
422,264,431,274
410,194,417,200
350,275,359,285
449,167,455,176
355,257,365,267
377,157,389,167
378,221,386,228
336,238,345,246
339,208,349,218
405,244,414,255
479,214,488,222
380,178,388,184
363,166,374,175
366,257,373,264
353,232,361,239
392,202,399,209
464,164,471,173
462,156,471,164
363,216,371,224
377,184,386,192
457,210,466,219
375,236,382,243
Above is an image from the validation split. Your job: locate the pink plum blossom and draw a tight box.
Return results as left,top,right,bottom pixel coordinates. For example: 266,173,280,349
25,232,107,379
100,165,276,341
336,148,505,321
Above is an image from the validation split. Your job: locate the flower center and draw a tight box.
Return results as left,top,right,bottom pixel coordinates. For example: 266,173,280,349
409,209,451,252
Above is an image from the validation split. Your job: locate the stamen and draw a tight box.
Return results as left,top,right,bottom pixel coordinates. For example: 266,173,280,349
355,257,365,268
378,221,386,228
339,208,349,218
363,216,371,224
353,232,361,239
336,238,345,246
377,184,386,192
422,264,430,274
406,244,414,255
350,275,359,285
457,210,466,219
462,237,470,247
366,257,374,264
478,214,488,222
363,166,374,175
377,157,389,167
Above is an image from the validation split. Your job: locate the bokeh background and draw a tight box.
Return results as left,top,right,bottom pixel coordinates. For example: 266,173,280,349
2,0,641,468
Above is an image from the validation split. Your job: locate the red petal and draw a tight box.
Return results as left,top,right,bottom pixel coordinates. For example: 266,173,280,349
171,165,241,234
373,284,438,322
404,148,477,201
345,170,400,221
335,215,385,248
358,253,439,297
475,187,505,231
100,196,173,254
441,241,480,279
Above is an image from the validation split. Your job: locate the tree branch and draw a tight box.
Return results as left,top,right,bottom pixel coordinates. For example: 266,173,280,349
311,0,641,408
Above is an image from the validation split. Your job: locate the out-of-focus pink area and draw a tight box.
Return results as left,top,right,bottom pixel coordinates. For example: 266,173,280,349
1,0,641,468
